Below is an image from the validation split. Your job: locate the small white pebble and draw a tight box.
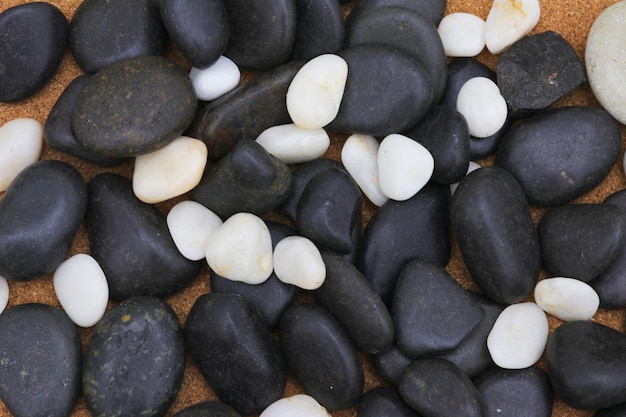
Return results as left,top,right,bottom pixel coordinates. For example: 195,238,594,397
167,201,223,261
255,123,330,164
450,161,482,196
438,12,486,57
0,117,43,192
273,236,326,290
534,277,600,321
341,134,388,207
260,394,331,417
0,276,8,315
189,55,240,101
484,0,541,54
456,77,508,138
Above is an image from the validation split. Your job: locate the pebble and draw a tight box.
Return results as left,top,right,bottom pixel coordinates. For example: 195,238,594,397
468,118,511,160
372,345,413,386
0,161,87,282
167,201,223,261
437,13,486,57
534,277,600,321
256,123,330,164
0,118,43,192
173,401,241,417
456,77,508,138
0,276,7,315
0,2,68,102
487,302,549,369
186,293,286,414
347,0,446,26
53,254,109,328
440,57,496,109
260,394,331,417
357,387,420,417
189,56,241,101
484,0,541,54
273,236,325,290
68,0,168,73
596,403,626,417
450,161,482,196
291,0,345,61
205,212,273,285
82,297,185,417
341,134,388,207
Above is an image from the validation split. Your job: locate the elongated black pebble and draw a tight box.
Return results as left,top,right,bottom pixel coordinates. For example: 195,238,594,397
291,0,345,61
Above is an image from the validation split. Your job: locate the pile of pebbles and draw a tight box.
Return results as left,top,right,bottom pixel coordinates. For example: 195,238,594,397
0,0,626,416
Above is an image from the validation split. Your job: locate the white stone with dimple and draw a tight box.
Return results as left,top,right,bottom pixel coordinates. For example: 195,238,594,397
456,77,508,138
255,123,330,164
341,134,388,207
189,55,241,101
438,13,486,57
286,54,348,129
484,0,541,54
450,161,482,196
534,277,600,321
487,302,549,369
377,134,434,201
167,201,223,261
0,117,43,192
53,254,109,328
260,394,331,417
133,136,208,204
273,236,326,290
205,212,273,284
0,276,8,315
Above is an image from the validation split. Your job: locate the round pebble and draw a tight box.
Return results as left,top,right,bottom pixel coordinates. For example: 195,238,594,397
456,77,508,138
340,134,388,207
189,56,241,101
0,275,8,315
450,161,481,196
0,117,43,192
273,236,326,290
166,201,223,261
255,123,330,164
484,0,541,54
437,12,486,57
534,277,600,321
260,394,331,417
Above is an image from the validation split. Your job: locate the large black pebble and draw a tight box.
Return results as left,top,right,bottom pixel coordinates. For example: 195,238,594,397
357,387,420,417
291,0,345,61
347,0,446,26
172,401,241,417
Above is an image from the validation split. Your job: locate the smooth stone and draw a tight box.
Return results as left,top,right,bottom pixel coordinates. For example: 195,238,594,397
438,13,486,57
167,200,223,261
328,45,433,136
86,173,200,300
0,304,81,417
69,0,167,73
440,57,496,109
0,276,7,315
474,366,553,417
205,212,273,284
188,61,303,161
456,77,508,138
468,116,511,160
223,0,297,70
280,303,364,410
498,31,585,117
484,0,541,54
372,345,413,386
451,166,541,304
256,123,330,164
159,0,229,68
273,236,325,290
450,161,482,196
192,139,292,218
73,56,197,158
53,253,109,328
0,2,67,102
0,118,43,191
392,261,485,357
261,394,331,417
534,277,599,321
358,182,451,304
313,252,394,354
398,358,487,417
341,134,388,207
357,387,420,417
186,293,286,414
173,401,241,417
487,302,549,369
547,320,626,410
347,0,446,26
0,160,87,281
291,0,345,61
537,203,625,282
83,297,185,417
189,56,241,101
595,403,626,417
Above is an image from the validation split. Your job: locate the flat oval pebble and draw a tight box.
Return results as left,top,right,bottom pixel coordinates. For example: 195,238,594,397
53,253,109,328
456,77,508,138
173,401,241,417
0,117,43,191
534,277,599,321
437,13,486,57
357,387,420,417
189,56,240,102
341,134,388,207
347,0,446,27
260,394,331,417
83,296,185,417
256,123,330,164
167,200,223,261
487,302,549,369
484,0,541,54
273,236,325,290
291,0,345,61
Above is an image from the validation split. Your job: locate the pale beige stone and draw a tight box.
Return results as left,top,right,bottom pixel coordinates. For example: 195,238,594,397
485,0,540,54
0,117,43,192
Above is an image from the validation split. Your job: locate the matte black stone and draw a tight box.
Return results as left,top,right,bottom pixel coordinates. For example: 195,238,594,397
328,45,433,136
546,320,626,410
186,293,286,414
357,387,420,417
495,106,621,206
392,261,485,357
0,2,68,102
0,304,81,417
595,402,626,417
538,203,625,282
474,366,553,417
0,160,86,281
86,173,200,300
188,61,303,161
451,166,541,304
83,297,185,417
373,345,413,386
357,182,451,304
69,0,168,73
160,0,229,68
497,31,585,117
172,401,241,417
439,58,496,109
73,55,197,158
223,0,297,70
468,117,511,160
347,0,446,27
280,303,364,410
398,358,487,417
291,0,345,61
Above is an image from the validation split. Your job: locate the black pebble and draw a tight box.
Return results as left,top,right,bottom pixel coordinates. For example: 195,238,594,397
373,345,413,386
347,0,446,27
357,387,420,417
439,57,496,109
172,401,241,417
291,0,345,61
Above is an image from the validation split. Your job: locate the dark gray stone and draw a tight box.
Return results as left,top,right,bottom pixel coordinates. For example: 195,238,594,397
291,0,345,61
357,387,420,417
373,345,413,386
468,117,511,160
595,402,626,417
347,0,447,27
440,57,496,109
172,401,241,417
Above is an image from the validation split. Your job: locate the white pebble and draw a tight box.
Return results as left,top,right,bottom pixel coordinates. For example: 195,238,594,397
377,134,434,201
255,123,330,164
438,12,486,57
534,277,600,321
0,117,43,192
273,236,326,290
205,212,273,284
487,302,549,369
189,55,240,101
133,136,208,204
341,134,388,207
53,254,109,328
0,276,8,315
260,394,331,417
286,54,348,129
450,161,482,196
484,0,541,54
167,201,223,261
456,77,508,138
